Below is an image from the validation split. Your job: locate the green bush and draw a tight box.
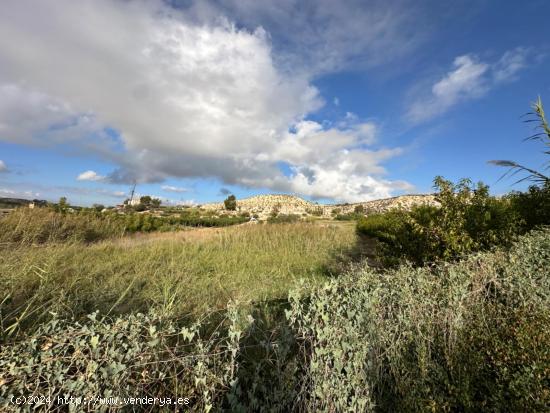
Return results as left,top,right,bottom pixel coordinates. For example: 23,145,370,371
357,177,524,265
335,212,364,221
224,194,237,211
506,183,550,231
0,306,250,412
287,227,550,412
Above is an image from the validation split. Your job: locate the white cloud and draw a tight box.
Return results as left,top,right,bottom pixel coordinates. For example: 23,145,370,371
96,189,126,198
0,0,411,202
407,55,489,122
0,84,101,145
0,188,40,198
493,47,530,83
407,48,534,123
183,0,430,74
0,160,8,173
77,170,105,182
272,120,411,201
161,185,188,193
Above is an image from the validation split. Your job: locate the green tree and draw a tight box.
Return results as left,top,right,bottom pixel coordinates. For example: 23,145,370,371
57,197,68,212
140,195,152,206
224,194,237,211
354,205,365,214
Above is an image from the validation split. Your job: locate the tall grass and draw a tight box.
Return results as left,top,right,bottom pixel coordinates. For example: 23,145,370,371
0,222,356,337
0,207,126,245
2,228,547,411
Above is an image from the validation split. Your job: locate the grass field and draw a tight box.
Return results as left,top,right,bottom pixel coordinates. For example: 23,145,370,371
0,221,357,337
0,205,548,411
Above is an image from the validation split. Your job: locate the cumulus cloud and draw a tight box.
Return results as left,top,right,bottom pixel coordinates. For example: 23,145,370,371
407,48,533,123
0,160,8,173
77,170,106,182
183,0,431,74
0,0,411,202
272,120,412,201
161,185,188,193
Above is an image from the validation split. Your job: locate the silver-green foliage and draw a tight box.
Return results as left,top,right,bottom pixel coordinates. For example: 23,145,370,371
287,227,550,411
0,306,249,412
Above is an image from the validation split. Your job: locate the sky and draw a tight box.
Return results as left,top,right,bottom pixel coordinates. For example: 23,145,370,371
0,0,549,206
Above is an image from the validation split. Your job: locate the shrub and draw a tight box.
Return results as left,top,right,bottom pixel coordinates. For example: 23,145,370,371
354,204,365,214
0,306,251,412
287,228,550,411
335,212,364,221
224,195,237,211
357,177,523,265
506,183,550,231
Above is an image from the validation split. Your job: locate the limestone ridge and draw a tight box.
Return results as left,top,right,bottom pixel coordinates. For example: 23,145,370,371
202,194,438,219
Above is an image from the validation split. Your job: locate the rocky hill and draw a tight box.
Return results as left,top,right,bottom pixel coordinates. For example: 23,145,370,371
202,193,438,219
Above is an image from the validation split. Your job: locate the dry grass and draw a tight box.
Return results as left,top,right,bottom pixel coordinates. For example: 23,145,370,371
0,222,356,336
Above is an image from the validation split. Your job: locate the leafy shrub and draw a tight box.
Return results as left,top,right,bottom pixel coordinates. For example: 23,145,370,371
335,212,365,221
506,183,550,231
224,195,237,211
357,177,523,265
0,306,250,412
121,212,248,232
354,204,365,214
287,228,550,412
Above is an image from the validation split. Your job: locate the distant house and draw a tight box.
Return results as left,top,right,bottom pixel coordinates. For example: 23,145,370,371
28,202,35,209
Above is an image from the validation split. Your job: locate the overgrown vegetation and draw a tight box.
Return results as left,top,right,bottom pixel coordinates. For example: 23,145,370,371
357,97,550,266
123,210,248,232
0,222,355,338
0,206,251,245
357,176,549,265
0,207,126,245
288,227,550,412
2,228,547,411
1,98,548,411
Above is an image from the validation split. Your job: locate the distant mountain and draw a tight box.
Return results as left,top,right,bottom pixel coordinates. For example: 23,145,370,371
202,193,438,219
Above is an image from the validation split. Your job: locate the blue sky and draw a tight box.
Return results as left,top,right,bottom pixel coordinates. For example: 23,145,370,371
0,0,549,206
